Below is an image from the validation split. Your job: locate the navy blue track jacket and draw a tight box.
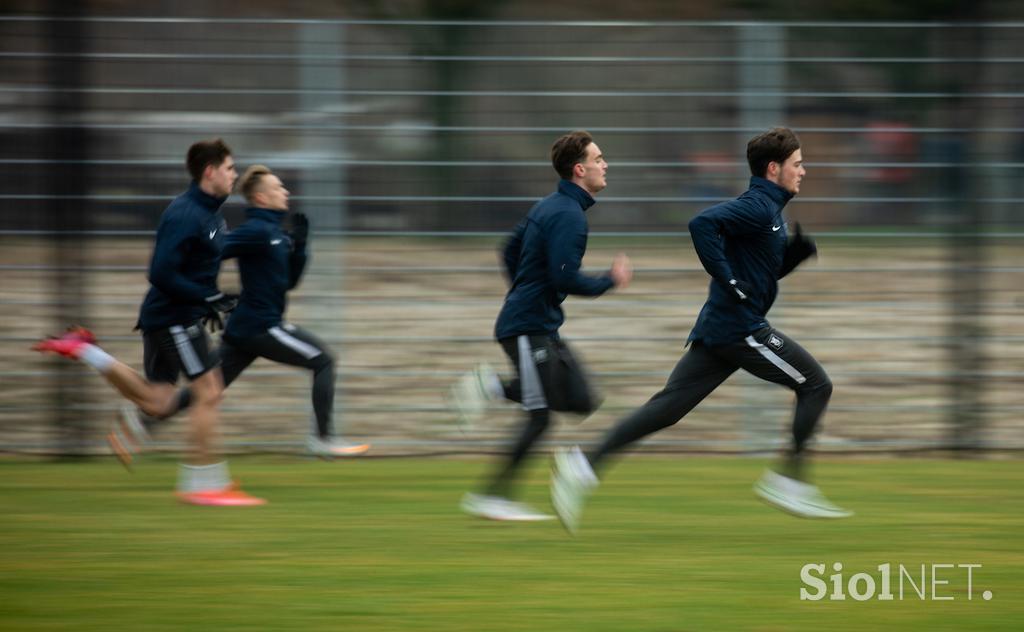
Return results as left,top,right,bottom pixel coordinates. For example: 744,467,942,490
494,180,615,340
137,182,228,332
687,176,808,346
222,207,308,342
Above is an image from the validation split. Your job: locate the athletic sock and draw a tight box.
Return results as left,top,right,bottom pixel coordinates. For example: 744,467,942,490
483,372,504,399
177,461,231,493
79,344,115,374
172,388,192,417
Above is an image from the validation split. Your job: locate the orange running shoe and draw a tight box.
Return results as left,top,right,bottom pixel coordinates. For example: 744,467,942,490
107,405,153,470
32,326,96,359
306,435,370,458
176,483,267,507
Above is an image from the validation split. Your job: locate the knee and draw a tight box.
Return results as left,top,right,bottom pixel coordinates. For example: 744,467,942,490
799,375,832,401
819,375,833,399
312,350,335,371
191,374,223,408
194,388,223,409
140,401,169,418
139,385,177,418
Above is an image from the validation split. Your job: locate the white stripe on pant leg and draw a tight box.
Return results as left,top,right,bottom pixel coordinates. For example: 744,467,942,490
169,325,203,376
518,335,547,411
269,326,322,360
744,335,807,385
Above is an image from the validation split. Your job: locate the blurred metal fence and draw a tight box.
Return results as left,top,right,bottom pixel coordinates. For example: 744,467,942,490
1,16,1021,454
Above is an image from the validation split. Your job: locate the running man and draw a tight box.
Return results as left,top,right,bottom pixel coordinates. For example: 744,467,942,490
551,127,851,534
118,165,369,458
34,138,265,506
451,131,632,521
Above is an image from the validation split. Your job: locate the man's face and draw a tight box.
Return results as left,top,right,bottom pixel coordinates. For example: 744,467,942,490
576,142,608,195
205,156,238,198
775,148,805,195
254,174,290,211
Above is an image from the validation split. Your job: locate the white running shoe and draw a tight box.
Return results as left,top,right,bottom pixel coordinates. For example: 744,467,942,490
753,469,853,519
550,446,599,535
460,492,554,521
306,435,371,458
448,363,499,430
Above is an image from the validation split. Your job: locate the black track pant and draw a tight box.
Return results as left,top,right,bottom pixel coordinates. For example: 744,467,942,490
168,323,336,437
589,326,832,476
485,334,600,498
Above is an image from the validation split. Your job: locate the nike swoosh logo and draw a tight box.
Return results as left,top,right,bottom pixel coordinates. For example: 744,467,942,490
772,225,781,232
209,229,218,239
270,239,283,245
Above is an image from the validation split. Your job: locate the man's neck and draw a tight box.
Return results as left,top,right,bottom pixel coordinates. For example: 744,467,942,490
198,180,220,198
570,179,597,197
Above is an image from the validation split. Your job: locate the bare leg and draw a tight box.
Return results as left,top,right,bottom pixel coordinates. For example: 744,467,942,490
34,333,182,418
100,361,180,418
38,331,263,502
185,369,223,465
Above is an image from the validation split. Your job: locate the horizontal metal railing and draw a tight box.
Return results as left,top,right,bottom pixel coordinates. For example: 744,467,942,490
2,16,1021,452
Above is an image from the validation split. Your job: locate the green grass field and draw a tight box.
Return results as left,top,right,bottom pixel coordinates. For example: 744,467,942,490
1,456,1021,631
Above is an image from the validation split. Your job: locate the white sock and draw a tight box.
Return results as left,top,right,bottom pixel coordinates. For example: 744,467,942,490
79,344,115,374
484,373,504,399
177,461,231,493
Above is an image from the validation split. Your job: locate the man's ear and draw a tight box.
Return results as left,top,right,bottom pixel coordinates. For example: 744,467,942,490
573,162,586,178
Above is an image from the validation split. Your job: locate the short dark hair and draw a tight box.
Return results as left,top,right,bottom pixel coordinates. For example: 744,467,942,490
746,128,801,178
186,138,232,182
551,130,594,179
239,164,272,203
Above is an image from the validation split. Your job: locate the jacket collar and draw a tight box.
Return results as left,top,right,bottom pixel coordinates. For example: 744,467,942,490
186,181,228,211
245,207,287,224
558,179,596,211
749,176,794,206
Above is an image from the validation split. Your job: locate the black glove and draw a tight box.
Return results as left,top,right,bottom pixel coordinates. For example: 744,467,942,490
202,292,238,333
779,223,817,278
790,222,817,259
726,278,754,302
289,212,309,248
